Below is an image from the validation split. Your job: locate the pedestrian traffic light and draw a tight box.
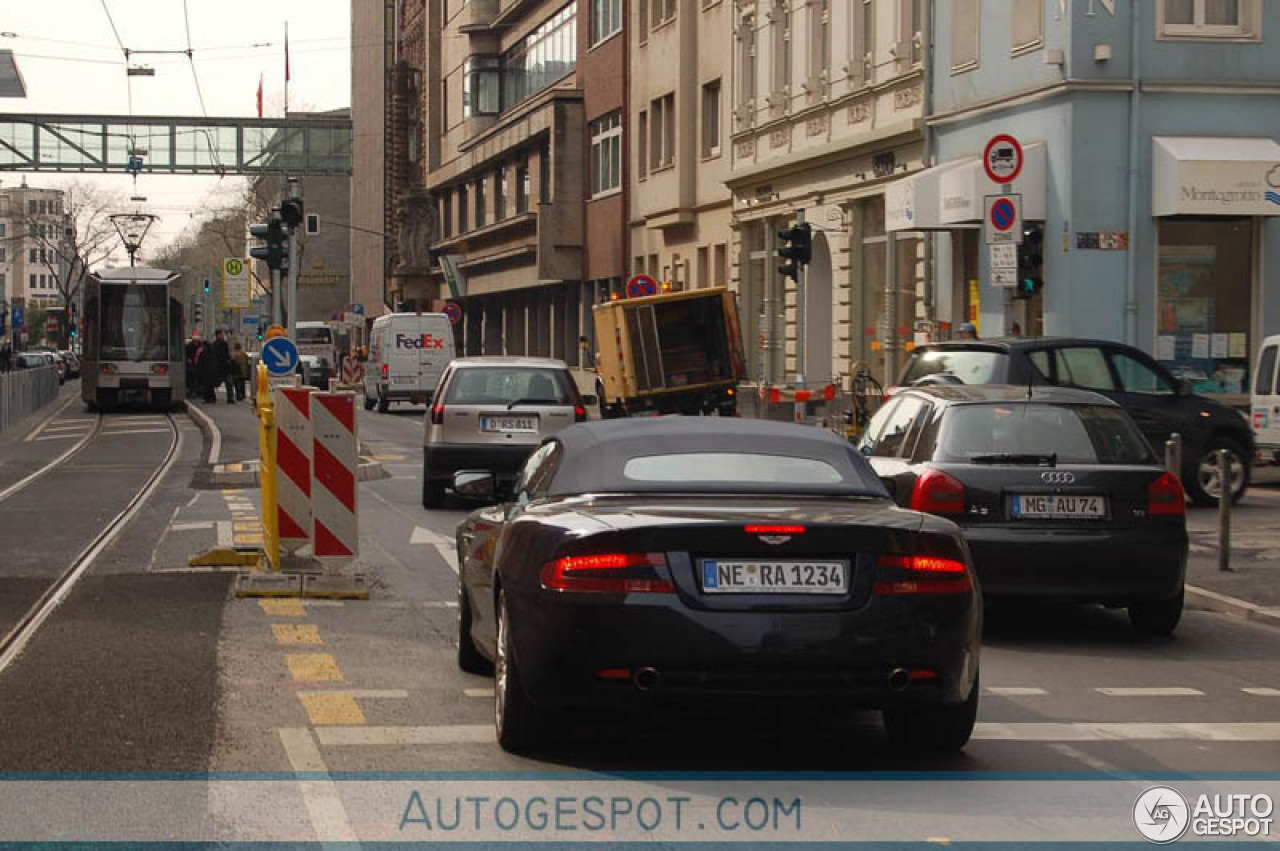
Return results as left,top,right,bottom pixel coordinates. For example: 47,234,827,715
1015,224,1045,300
777,220,813,284
249,213,286,270
203,278,210,294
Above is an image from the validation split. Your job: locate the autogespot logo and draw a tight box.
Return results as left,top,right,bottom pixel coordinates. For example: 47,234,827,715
1134,786,1190,844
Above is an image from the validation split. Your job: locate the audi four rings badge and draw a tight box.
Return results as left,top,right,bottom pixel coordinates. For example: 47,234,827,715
1041,472,1076,484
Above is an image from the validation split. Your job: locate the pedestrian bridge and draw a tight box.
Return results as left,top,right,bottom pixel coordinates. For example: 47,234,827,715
0,113,351,176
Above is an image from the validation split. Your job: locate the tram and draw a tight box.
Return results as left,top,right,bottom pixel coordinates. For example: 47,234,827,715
81,267,186,410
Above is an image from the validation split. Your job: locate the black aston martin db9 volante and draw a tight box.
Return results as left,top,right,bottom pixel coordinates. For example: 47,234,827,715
453,418,982,753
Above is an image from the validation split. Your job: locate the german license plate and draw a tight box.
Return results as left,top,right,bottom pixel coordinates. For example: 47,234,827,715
700,560,846,594
481,415,537,434
1010,494,1107,519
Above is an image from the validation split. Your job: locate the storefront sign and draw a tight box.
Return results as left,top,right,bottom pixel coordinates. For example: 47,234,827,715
1153,136,1280,217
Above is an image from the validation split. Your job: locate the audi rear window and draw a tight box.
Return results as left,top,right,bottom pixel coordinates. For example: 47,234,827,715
444,367,575,405
936,403,1157,465
903,349,1005,385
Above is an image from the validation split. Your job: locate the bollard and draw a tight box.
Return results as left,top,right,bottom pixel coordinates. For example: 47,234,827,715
1165,432,1182,479
1217,447,1232,572
256,363,281,570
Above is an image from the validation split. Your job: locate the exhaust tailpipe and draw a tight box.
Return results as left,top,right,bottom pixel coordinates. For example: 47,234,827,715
887,668,910,692
633,667,661,691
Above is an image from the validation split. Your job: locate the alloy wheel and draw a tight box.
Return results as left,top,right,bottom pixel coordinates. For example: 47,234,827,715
1198,449,1244,500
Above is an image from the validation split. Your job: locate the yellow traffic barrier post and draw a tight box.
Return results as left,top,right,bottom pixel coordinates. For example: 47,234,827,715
257,362,281,571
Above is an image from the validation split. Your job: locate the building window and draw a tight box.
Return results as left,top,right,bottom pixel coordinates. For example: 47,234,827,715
714,243,727,286
651,0,676,28
638,0,649,41
590,0,621,45
1011,0,1043,52
458,185,469,233
495,167,508,221
771,0,791,99
0,223,6,238
701,79,721,158
589,111,622,197
737,13,757,110
1156,218,1255,395
897,0,923,67
501,3,578,110
442,193,453,239
1160,0,1258,38
539,143,551,204
648,253,659,278
463,56,500,117
475,177,487,229
0,246,5,262
951,0,980,71
29,274,36,289
516,157,530,213
28,200,36,214
29,248,37,263
808,0,830,87
697,246,710,288
649,94,675,170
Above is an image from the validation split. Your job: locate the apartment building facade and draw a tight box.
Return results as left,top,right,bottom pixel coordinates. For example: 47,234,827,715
0,183,73,344
727,0,927,387
895,0,1280,402
349,0,394,315
627,0,733,319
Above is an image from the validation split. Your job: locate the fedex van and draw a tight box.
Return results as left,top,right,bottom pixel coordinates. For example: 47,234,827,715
1253,334,1280,462
364,313,456,412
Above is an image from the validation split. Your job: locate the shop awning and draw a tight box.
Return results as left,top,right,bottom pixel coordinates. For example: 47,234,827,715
886,142,1047,231
1153,136,1280,217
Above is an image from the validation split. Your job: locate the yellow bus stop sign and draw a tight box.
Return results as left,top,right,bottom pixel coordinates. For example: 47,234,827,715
264,325,287,340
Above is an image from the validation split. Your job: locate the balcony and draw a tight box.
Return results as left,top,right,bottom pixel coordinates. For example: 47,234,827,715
458,0,501,33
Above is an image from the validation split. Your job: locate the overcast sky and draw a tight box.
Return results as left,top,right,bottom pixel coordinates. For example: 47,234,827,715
4,0,351,256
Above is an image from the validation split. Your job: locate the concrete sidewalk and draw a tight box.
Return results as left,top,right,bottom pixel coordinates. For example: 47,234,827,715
1184,468,1280,625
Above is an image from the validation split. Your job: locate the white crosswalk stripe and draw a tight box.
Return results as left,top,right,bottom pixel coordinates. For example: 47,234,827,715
1094,687,1204,697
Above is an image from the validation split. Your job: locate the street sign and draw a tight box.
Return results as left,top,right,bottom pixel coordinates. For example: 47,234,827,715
992,268,1019,288
989,243,1017,268
11,305,24,330
983,134,1024,184
221,257,251,309
984,194,1023,244
261,336,300,377
264,324,287,340
443,301,462,324
626,274,658,298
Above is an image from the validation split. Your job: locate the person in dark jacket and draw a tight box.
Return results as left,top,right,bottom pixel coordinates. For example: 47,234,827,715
185,339,198,398
196,338,219,403
213,330,235,403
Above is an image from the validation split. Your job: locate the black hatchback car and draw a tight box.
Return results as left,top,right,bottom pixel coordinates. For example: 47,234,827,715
863,385,1188,635
896,339,1254,506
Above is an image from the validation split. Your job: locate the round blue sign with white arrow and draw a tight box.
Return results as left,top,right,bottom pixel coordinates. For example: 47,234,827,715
261,336,300,377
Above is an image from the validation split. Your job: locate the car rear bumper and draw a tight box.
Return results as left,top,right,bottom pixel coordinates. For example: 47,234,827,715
962,524,1187,602
425,443,537,486
382,384,434,402
506,590,980,711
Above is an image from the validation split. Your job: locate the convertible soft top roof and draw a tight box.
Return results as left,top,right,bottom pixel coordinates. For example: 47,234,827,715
546,418,887,497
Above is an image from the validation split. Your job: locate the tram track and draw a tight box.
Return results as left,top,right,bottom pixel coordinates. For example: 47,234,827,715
0,412,182,677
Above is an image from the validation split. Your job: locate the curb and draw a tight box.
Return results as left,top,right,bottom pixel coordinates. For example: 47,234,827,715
207,456,389,488
185,402,221,466
1185,584,1280,630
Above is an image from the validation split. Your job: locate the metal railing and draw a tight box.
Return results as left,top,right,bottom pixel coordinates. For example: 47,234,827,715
0,368,60,435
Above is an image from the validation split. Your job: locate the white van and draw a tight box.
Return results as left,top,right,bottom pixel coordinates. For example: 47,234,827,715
364,313,456,412
1253,334,1280,461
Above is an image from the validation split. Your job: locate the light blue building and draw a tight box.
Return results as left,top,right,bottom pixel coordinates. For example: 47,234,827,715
888,0,1280,401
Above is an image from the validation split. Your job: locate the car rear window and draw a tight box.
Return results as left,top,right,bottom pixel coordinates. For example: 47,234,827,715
444,367,574,405
937,403,1156,465
623,453,844,485
903,349,1004,385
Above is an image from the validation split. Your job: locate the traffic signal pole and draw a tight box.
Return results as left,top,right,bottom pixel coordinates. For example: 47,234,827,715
794,209,806,387
286,178,301,339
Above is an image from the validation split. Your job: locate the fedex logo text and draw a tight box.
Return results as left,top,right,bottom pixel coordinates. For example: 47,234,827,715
397,333,447,350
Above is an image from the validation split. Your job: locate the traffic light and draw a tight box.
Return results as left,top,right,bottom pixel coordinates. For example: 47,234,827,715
203,278,210,294
193,302,204,322
1015,224,1045,300
279,198,305,229
249,214,286,270
777,220,813,284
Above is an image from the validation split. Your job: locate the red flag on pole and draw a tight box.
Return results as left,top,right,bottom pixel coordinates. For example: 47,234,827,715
256,74,263,118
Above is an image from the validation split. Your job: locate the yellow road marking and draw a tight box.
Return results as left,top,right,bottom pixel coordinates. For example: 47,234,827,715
300,693,367,726
260,598,306,617
287,653,343,682
272,624,323,645
234,522,263,532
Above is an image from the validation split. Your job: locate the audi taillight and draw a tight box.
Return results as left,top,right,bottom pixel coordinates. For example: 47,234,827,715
910,468,966,515
873,553,972,595
540,552,674,593
381,363,389,380
430,403,445,425
1147,472,1185,517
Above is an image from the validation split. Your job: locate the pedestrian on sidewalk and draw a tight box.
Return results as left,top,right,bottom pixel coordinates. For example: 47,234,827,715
232,342,250,401
196,338,218,403
185,338,198,398
213,330,235,403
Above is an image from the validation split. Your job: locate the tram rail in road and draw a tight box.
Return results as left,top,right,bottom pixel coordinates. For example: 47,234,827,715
0,412,182,677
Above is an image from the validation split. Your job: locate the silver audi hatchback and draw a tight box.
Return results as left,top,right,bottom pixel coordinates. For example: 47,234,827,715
422,356,586,507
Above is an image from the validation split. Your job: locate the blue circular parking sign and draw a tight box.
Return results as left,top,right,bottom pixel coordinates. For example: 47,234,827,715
991,198,1016,232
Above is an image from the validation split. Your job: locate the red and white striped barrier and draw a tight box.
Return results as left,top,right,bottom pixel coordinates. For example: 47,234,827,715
311,391,359,574
274,386,313,555
341,358,365,386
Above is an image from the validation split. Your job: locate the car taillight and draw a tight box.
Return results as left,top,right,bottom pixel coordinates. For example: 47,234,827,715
100,364,118,375
540,552,674,593
150,363,168,375
910,468,966,515
1147,472,1185,517
873,553,972,595
574,403,587,422
381,363,389,380
430,403,445,425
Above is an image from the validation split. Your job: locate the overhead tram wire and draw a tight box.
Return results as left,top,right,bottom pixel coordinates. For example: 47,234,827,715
181,0,226,177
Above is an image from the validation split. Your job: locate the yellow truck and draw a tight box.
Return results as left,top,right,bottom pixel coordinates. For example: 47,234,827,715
593,287,745,416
